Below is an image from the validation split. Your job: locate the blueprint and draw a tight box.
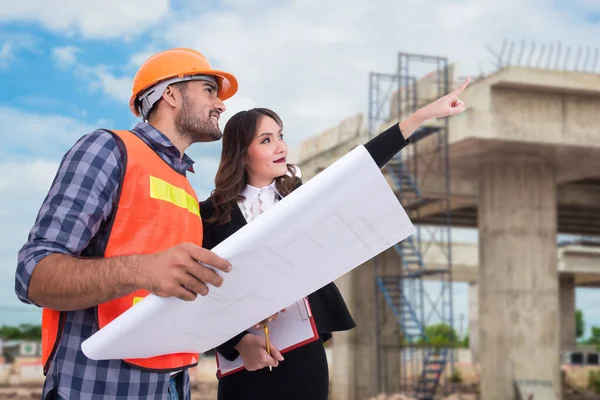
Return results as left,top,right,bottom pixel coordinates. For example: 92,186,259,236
81,144,416,360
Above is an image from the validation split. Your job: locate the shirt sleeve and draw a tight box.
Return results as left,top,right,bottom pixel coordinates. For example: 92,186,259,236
15,130,124,305
216,331,251,361
363,123,410,168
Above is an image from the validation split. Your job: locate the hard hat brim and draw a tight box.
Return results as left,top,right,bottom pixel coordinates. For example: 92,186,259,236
129,69,239,117
211,70,238,101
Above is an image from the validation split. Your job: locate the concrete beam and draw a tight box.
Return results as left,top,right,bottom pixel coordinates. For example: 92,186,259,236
416,241,600,286
487,66,600,96
390,168,600,211
299,135,600,213
558,185,600,207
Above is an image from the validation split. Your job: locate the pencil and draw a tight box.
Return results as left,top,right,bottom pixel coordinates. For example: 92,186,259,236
264,324,272,372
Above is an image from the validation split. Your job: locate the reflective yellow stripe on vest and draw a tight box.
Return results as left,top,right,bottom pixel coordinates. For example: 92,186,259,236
149,176,200,216
133,297,144,306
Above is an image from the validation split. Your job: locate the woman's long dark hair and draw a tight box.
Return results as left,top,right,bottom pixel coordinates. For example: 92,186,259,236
208,108,299,225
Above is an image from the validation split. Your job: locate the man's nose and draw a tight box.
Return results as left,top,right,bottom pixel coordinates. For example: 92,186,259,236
214,98,226,113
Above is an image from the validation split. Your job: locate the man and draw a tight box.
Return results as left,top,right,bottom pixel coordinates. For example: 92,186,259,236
15,48,237,400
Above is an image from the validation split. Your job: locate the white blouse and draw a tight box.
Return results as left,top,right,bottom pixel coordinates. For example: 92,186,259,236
237,167,301,223
237,180,282,223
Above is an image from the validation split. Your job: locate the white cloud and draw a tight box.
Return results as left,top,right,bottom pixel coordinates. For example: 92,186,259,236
52,45,79,68
48,46,134,104
84,66,132,103
569,0,600,14
127,48,161,69
218,94,258,127
0,34,37,68
0,160,59,279
0,106,101,159
188,153,222,201
15,95,90,119
0,160,59,195
149,0,600,149
0,41,12,67
0,0,171,39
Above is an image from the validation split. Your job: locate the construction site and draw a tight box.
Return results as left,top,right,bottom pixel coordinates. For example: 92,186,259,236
295,43,600,400
2,44,600,400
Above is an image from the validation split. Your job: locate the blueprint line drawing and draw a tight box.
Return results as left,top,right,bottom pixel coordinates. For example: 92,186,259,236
82,145,416,361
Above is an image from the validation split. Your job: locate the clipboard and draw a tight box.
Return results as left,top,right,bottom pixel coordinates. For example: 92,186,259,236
216,298,319,378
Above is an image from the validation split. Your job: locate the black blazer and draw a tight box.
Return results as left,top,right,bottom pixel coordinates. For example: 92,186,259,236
200,183,356,361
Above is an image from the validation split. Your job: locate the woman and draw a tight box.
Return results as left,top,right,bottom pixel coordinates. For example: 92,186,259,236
200,77,470,400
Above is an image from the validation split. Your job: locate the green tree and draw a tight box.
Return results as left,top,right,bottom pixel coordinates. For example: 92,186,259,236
18,324,42,340
422,323,459,348
0,324,42,340
587,326,600,350
0,326,22,340
576,309,585,339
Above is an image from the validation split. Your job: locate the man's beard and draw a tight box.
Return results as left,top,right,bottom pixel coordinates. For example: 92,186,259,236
174,97,222,143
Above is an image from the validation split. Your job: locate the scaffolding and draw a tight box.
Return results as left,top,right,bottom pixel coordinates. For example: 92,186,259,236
370,52,455,399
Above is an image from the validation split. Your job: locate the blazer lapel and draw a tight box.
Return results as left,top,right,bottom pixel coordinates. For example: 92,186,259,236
231,203,247,231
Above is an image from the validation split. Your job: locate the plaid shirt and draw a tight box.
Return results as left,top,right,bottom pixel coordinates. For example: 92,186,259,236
15,122,196,400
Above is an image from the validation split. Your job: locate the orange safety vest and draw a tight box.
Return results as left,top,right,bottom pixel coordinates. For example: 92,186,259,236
41,129,203,374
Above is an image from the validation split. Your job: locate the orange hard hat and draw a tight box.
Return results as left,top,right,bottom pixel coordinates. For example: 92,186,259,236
129,48,238,118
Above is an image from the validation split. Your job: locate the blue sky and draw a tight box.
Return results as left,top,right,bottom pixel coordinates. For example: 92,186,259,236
1,0,600,340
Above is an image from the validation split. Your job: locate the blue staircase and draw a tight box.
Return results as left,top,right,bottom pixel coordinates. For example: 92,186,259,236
387,156,422,198
414,349,450,399
370,53,454,399
377,146,450,400
394,236,424,275
376,275,424,345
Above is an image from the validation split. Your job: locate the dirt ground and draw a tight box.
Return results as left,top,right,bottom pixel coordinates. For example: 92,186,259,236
1,364,599,399
1,385,597,400
364,364,600,400
191,382,218,399
0,383,219,399
0,387,42,399
0,384,217,399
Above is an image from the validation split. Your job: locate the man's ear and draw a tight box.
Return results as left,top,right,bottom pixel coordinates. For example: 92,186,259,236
162,85,178,108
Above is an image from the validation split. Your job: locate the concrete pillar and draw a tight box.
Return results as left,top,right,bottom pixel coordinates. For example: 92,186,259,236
330,257,376,400
559,275,576,352
478,158,560,400
376,249,403,395
331,248,401,400
468,282,479,364
330,270,357,400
